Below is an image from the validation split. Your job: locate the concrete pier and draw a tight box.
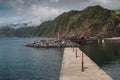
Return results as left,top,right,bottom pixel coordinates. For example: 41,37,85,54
59,48,113,80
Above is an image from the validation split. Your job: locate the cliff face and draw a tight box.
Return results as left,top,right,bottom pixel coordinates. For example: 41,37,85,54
37,5,120,37
0,5,120,37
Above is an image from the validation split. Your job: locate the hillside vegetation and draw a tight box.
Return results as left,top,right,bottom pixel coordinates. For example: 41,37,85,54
0,5,120,37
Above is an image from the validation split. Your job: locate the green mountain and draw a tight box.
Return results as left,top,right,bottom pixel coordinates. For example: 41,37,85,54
37,5,120,37
0,5,120,37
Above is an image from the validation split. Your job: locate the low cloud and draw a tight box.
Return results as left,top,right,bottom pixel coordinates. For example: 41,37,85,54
93,0,120,9
0,0,120,26
21,4,64,25
50,0,59,3
28,5,62,19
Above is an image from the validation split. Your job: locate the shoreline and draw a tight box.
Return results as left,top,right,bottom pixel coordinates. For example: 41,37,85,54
25,39,79,48
104,37,120,40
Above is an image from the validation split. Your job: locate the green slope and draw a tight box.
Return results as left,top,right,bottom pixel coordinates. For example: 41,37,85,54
38,5,120,37
0,5,120,37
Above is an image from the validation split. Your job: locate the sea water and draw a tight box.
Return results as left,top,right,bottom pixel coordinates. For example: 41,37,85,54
81,41,120,80
0,38,63,80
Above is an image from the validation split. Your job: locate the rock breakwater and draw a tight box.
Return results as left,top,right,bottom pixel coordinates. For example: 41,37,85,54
26,39,79,48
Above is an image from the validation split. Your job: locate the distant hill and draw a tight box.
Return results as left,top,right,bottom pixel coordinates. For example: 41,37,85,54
0,5,120,37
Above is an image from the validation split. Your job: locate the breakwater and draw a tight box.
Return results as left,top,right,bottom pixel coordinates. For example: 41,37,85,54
26,39,79,48
60,48,113,80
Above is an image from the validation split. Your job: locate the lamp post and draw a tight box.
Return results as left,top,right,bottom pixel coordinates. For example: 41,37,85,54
57,32,60,40
81,48,84,72
75,47,77,58
80,31,85,72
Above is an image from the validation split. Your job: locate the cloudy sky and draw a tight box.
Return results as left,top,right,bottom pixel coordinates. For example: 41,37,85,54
0,0,120,26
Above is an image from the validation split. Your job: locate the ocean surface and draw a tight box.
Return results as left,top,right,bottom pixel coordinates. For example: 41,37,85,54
1,38,120,80
0,38,63,80
81,41,120,80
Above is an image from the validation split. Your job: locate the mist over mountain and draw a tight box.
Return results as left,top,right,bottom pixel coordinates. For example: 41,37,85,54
0,5,120,37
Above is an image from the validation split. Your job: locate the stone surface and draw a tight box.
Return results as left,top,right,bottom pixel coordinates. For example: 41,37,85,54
59,48,113,80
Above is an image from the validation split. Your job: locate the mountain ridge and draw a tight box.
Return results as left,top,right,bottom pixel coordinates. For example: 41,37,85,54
0,5,120,37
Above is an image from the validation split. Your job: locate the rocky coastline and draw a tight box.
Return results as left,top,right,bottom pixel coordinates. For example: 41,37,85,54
25,39,79,48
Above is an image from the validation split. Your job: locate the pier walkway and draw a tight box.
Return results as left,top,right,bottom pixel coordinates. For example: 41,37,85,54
59,48,113,80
